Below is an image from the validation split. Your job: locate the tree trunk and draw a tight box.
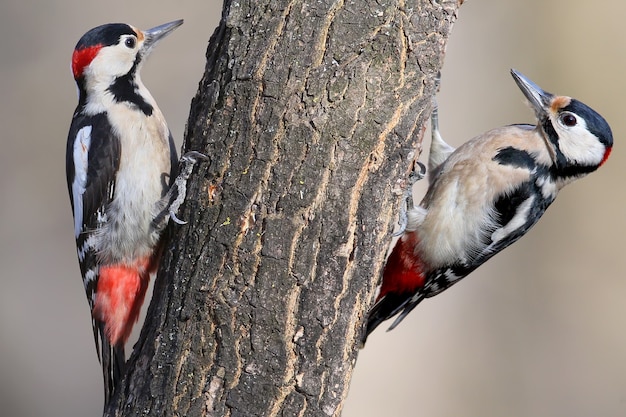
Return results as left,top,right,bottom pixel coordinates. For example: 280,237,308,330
106,1,461,415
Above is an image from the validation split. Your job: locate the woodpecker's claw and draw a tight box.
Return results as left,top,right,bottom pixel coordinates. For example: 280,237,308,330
410,160,426,183
394,77,440,237
180,150,209,164
169,210,188,225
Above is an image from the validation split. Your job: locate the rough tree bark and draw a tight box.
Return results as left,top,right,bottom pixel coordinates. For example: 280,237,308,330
106,1,461,416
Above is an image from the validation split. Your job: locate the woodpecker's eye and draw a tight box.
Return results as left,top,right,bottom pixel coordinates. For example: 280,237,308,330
124,37,136,49
560,113,577,127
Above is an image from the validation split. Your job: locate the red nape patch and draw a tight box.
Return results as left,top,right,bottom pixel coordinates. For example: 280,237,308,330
93,257,152,346
600,146,612,167
377,232,426,301
71,45,101,79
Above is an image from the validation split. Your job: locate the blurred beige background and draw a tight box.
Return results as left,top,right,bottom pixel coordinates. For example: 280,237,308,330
1,1,625,416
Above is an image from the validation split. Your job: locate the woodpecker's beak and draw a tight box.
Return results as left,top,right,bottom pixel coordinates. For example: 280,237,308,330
511,69,553,120
141,19,184,55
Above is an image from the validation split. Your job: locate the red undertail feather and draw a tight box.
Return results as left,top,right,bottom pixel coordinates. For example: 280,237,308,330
378,231,426,300
93,256,155,346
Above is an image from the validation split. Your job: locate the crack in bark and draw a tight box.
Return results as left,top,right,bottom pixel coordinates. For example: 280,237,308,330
311,0,346,68
252,1,297,82
265,286,302,415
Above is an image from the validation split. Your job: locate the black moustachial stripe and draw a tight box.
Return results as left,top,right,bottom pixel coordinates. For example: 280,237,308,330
541,117,569,169
107,55,153,116
551,160,601,178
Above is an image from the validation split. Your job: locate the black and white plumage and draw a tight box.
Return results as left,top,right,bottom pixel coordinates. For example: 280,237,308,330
66,20,205,405
364,69,613,341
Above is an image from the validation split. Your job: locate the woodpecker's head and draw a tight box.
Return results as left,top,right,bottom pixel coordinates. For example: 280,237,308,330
511,69,613,176
71,20,183,98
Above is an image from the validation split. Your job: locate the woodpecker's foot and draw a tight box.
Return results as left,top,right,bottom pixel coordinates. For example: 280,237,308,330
394,160,426,237
150,151,208,231
168,151,209,224
428,96,456,174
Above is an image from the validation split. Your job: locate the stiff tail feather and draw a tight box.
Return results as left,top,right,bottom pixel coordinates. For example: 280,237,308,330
97,321,125,405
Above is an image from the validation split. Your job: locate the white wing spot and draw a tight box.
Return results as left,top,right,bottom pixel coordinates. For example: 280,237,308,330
491,195,535,243
72,126,92,237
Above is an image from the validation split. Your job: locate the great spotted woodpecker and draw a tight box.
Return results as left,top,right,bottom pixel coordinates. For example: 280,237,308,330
364,70,613,340
66,20,205,403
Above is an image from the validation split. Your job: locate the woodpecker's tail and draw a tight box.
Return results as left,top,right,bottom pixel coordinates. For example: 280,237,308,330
92,260,151,405
362,232,428,344
95,321,125,406
362,292,413,344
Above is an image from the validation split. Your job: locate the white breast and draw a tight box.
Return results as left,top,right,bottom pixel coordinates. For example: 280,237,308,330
96,102,172,264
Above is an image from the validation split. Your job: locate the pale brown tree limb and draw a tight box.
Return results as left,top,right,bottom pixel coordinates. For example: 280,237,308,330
106,1,462,415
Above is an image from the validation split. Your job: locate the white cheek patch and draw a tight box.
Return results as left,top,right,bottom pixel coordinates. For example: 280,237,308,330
86,45,136,82
72,125,92,237
556,118,607,166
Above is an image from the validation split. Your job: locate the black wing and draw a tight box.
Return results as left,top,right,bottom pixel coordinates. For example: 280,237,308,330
66,111,120,305
66,110,122,402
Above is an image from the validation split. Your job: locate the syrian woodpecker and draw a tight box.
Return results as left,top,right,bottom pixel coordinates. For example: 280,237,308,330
364,69,613,341
66,19,205,403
